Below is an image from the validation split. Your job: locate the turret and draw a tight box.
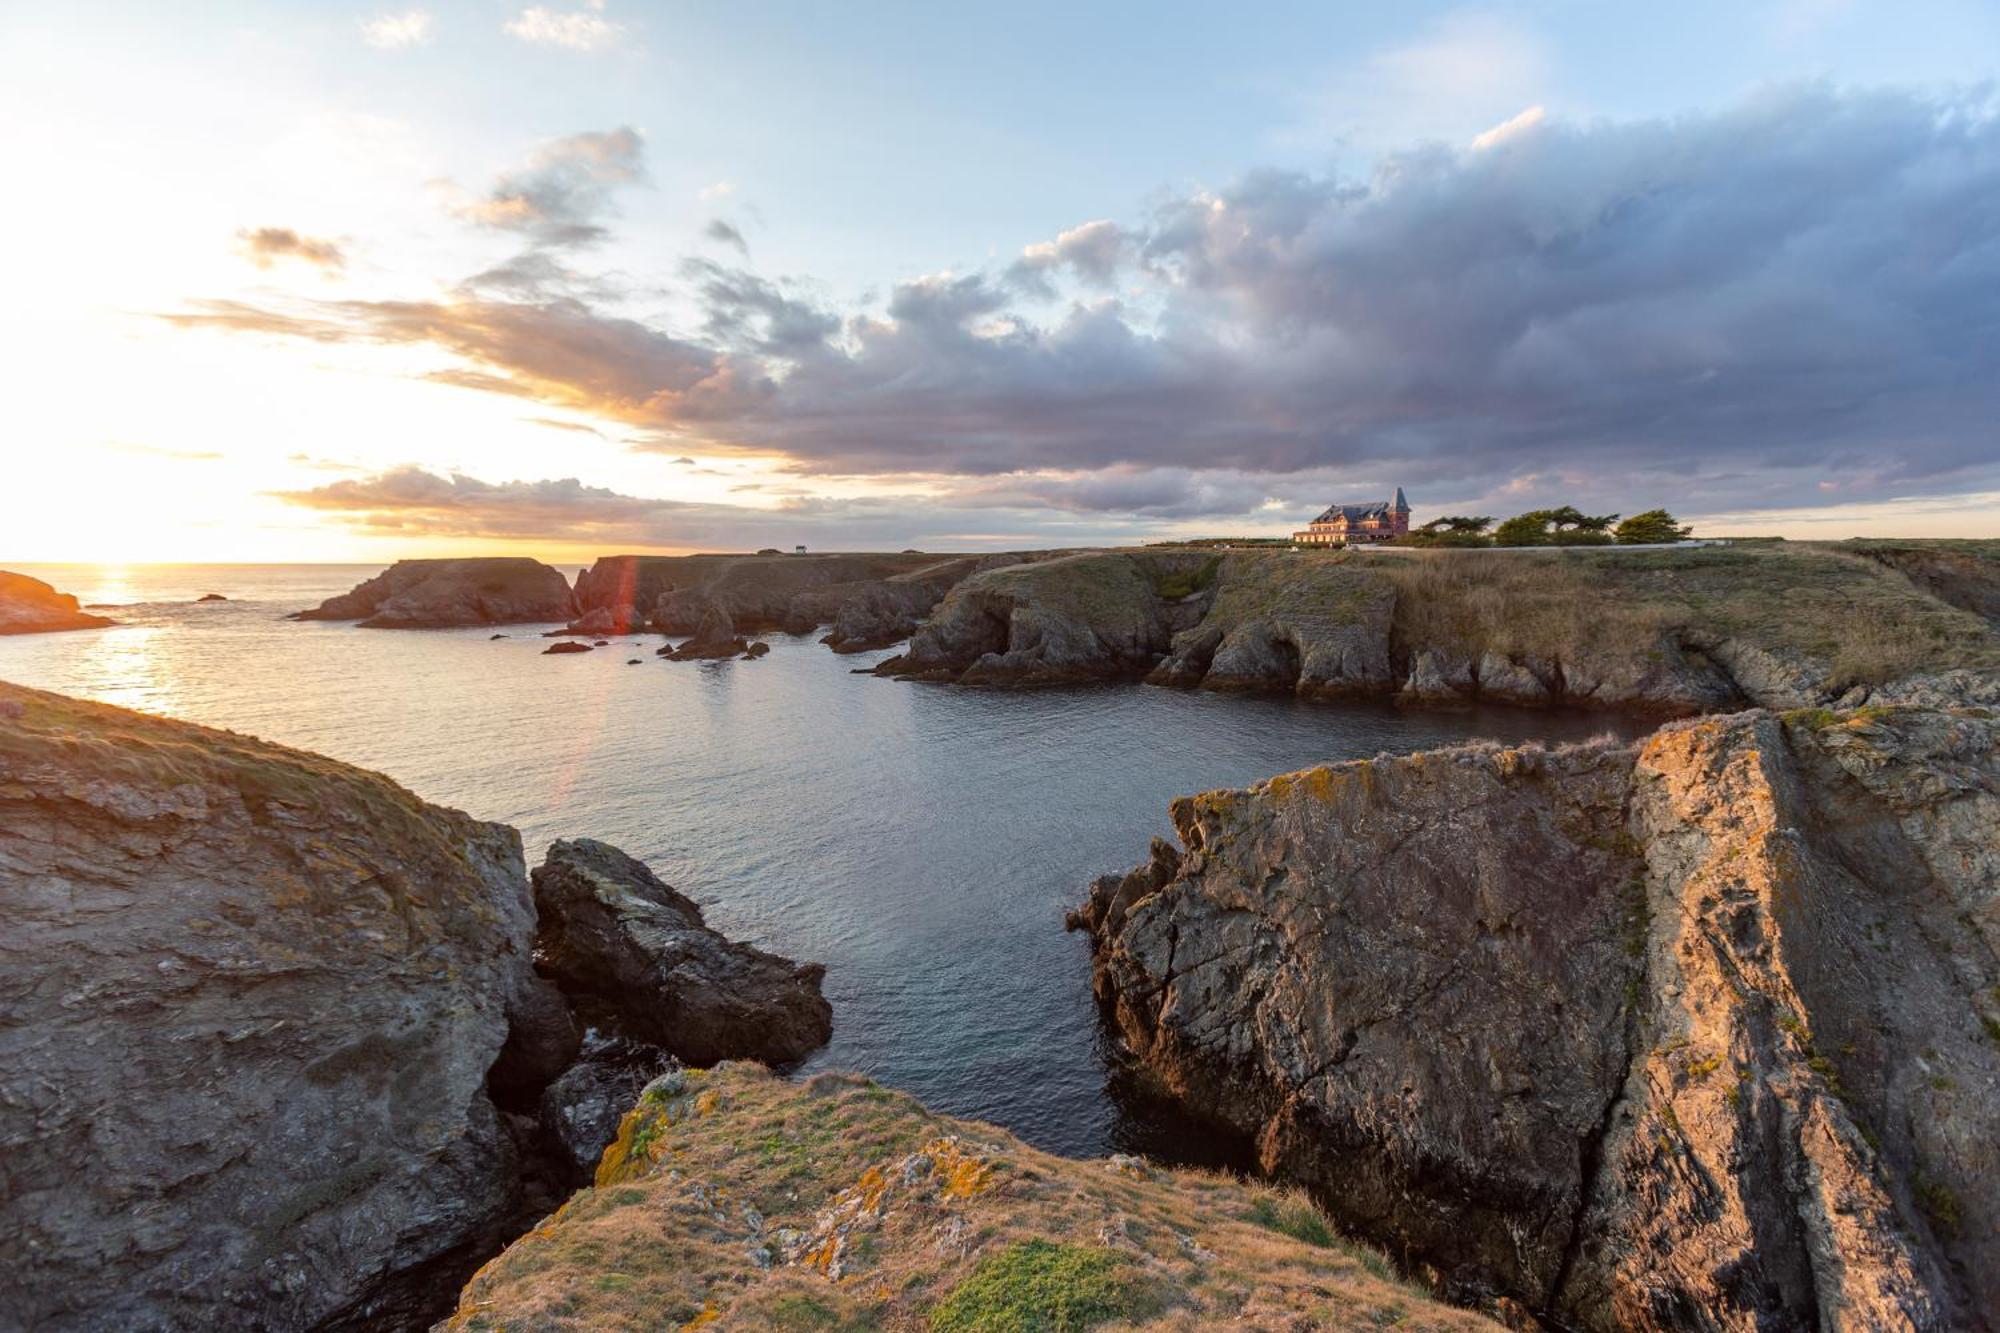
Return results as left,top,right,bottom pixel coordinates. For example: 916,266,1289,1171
1392,486,1409,513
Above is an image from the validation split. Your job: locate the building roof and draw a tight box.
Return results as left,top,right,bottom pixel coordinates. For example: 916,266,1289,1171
1310,501,1393,525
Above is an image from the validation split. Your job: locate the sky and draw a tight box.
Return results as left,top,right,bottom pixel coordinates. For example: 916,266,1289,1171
3,0,1998,561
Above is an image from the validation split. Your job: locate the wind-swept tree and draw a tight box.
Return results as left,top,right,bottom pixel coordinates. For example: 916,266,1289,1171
1615,509,1693,544
1399,515,1493,547
1492,507,1619,546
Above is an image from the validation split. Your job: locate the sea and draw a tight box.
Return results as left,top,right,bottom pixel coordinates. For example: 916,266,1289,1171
0,563,1644,1158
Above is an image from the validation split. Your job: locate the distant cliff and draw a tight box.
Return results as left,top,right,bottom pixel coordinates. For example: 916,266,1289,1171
293,558,576,628
880,544,2000,715
0,570,115,635
1072,703,2000,1329
439,1063,1493,1331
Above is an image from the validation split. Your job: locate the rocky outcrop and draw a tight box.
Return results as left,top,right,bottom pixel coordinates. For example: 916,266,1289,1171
0,570,116,634
0,685,840,1330
293,558,576,628
532,839,832,1067
569,552,947,637
1071,703,2000,1329
659,600,748,660
882,545,1998,717
439,1063,1493,1332
0,681,539,1331
1841,540,2000,627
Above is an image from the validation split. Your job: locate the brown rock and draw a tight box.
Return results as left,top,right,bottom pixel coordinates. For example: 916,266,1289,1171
293,558,576,628
0,570,116,635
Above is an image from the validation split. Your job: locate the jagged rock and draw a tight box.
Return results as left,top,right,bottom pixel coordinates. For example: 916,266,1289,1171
0,570,116,635
666,603,748,661
537,1037,677,1178
197,593,228,602
489,976,583,1105
0,682,540,1331
531,839,832,1066
1397,648,1477,703
1072,704,1999,1328
742,641,770,659
292,558,576,628
543,641,592,655
1474,650,1553,704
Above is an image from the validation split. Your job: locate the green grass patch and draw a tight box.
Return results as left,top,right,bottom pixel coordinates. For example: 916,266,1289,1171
929,1240,1163,1333
1246,1195,1338,1248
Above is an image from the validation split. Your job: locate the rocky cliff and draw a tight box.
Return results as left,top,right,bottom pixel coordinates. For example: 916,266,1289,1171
1841,539,2000,627
439,1063,1494,1331
0,570,116,635
0,683,831,1330
881,544,2000,716
1071,703,2000,1329
0,681,539,1330
293,558,576,628
566,550,1050,645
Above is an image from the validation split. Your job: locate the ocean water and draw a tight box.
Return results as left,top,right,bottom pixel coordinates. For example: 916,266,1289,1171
0,563,1644,1157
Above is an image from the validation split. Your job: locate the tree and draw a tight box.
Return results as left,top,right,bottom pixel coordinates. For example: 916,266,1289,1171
1491,507,1619,546
1615,510,1693,544
1398,515,1493,547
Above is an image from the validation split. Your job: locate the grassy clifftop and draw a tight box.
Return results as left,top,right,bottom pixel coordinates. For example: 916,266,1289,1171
442,1063,1491,1331
883,541,1998,712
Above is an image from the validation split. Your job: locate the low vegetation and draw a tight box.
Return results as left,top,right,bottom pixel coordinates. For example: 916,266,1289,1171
1391,506,1693,548
441,1063,1492,1331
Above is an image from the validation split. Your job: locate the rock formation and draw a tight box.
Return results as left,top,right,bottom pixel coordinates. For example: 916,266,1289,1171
0,681,538,1330
532,839,832,1066
0,570,116,634
882,545,1999,716
292,558,576,628
662,600,748,660
1071,703,2000,1329
438,1064,1493,1332
0,683,834,1330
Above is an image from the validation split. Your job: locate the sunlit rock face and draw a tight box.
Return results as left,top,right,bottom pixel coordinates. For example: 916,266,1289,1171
0,681,539,1330
292,557,576,628
1074,704,2000,1329
0,570,116,635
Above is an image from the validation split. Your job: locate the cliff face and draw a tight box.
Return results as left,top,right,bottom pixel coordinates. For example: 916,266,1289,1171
1841,539,2000,627
569,551,957,637
293,558,576,628
0,570,116,635
0,681,539,1330
0,685,835,1331
881,546,1999,715
440,1063,1496,1332
1072,704,2000,1329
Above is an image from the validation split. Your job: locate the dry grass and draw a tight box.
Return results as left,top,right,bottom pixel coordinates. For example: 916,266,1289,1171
1372,545,1998,686
441,1063,1495,1332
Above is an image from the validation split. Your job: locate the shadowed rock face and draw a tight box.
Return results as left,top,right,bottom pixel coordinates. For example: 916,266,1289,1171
0,570,116,635
0,682,539,1331
293,558,576,628
532,839,833,1067
881,546,2000,716
1071,705,2000,1329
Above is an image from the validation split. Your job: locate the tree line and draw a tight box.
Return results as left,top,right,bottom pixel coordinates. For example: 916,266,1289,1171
1392,508,1693,548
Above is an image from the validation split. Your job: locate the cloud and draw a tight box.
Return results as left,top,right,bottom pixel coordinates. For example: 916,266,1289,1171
1009,219,1129,294
102,441,225,462
457,127,644,249
704,219,749,255
182,89,2000,522
236,227,346,272
504,1,624,52
525,417,605,436
361,9,434,49
1469,104,1545,151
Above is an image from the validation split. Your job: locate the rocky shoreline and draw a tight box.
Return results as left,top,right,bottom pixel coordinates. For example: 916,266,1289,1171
0,571,117,635
1070,703,2000,1329
0,682,829,1331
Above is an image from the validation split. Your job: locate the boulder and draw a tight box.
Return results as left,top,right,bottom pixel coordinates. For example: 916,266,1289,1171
531,839,832,1066
0,682,540,1331
1072,703,2000,1328
0,570,116,635
666,603,748,661
292,558,576,628
742,641,770,659
536,1037,678,1178
543,641,592,655
197,593,228,602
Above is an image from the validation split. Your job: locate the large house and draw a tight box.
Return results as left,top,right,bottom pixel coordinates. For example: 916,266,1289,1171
1293,488,1411,545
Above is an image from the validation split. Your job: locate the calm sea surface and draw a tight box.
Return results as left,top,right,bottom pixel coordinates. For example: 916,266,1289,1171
0,563,1644,1157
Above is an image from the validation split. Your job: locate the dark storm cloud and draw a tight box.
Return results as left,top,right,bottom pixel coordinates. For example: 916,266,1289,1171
236,227,346,271
189,89,2000,520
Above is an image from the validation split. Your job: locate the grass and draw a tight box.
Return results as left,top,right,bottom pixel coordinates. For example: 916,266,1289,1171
929,1240,1160,1333
440,1064,1494,1331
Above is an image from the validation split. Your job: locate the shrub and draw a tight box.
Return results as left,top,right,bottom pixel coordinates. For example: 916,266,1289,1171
1616,509,1693,544
929,1241,1160,1332
1492,506,1619,546
1246,1194,1338,1247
